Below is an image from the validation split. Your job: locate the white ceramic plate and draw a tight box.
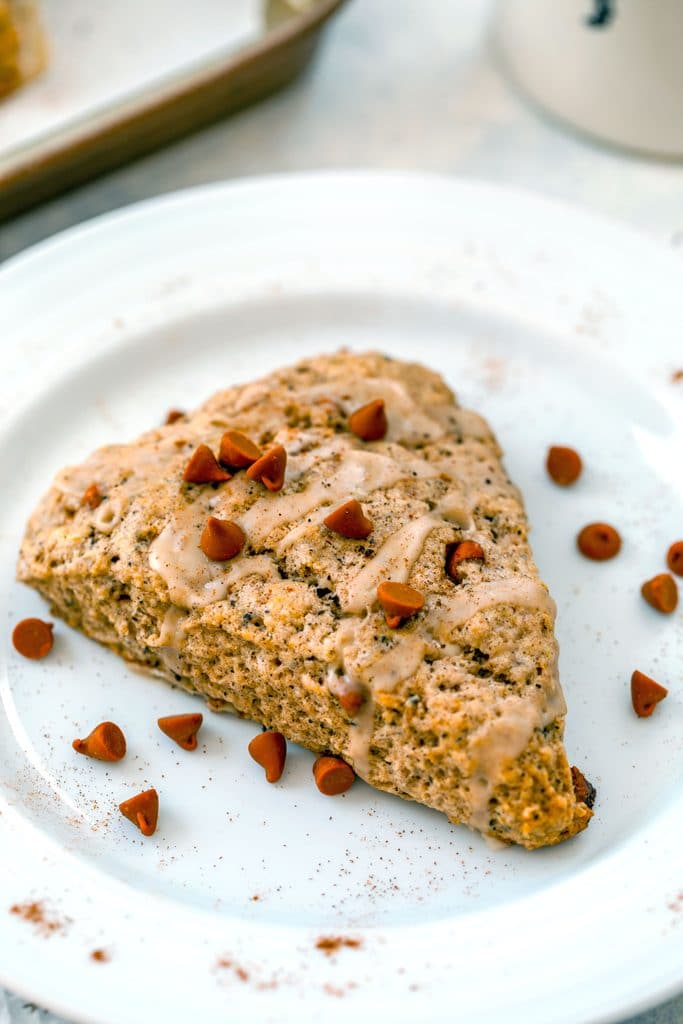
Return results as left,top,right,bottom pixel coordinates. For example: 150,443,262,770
1,174,682,1024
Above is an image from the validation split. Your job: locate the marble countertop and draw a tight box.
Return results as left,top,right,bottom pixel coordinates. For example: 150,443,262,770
0,1,681,1021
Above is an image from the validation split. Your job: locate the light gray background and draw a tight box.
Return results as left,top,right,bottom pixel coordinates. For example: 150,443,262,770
0,1,681,1021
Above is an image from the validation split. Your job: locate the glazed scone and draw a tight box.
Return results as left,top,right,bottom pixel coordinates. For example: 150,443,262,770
0,0,45,99
18,352,592,849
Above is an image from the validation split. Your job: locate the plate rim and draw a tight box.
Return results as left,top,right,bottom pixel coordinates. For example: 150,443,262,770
1,171,682,1024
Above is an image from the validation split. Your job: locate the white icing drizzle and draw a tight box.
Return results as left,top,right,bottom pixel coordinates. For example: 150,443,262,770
156,645,185,677
346,699,375,778
234,449,407,548
145,606,190,678
437,491,472,527
340,514,442,613
329,626,428,779
231,381,271,413
224,555,279,587
355,378,445,443
54,435,184,500
286,439,346,478
149,506,277,608
467,699,540,831
426,578,556,641
302,377,446,443
326,667,365,707
344,638,426,777
338,490,469,614
156,606,188,648
359,635,427,694
544,643,568,720
92,498,122,534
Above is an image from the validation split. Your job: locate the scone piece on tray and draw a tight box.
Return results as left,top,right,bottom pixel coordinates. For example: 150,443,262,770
0,0,45,98
18,351,593,849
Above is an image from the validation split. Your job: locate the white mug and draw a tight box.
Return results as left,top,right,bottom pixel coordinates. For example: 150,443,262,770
495,0,683,158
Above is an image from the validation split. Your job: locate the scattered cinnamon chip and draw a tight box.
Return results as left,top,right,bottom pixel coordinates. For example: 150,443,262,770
73,721,126,762
119,788,159,837
546,446,582,486
377,580,424,628
672,370,683,383
12,618,53,659
165,409,185,425
570,766,596,809
666,541,683,577
81,483,102,509
219,430,262,469
348,398,387,442
631,670,668,718
158,713,203,751
446,540,485,580
641,573,678,614
183,444,231,484
577,522,621,561
313,755,355,795
246,444,287,492
90,949,110,964
323,499,373,539
248,731,287,782
200,516,245,561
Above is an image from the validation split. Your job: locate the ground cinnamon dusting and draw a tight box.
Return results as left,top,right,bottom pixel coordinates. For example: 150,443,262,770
315,935,362,955
90,949,110,963
215,958,250,983
668,892,683,913
324,984,346,998
10,901,68,937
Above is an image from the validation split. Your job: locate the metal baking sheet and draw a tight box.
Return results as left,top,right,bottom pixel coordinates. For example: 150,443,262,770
0,0,346,220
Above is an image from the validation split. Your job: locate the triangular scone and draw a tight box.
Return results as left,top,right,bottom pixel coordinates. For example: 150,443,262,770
18,352,592,848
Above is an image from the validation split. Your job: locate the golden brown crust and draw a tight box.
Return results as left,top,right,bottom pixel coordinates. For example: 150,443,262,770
18,351,592,849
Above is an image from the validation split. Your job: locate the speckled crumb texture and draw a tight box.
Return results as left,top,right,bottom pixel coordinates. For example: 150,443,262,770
17,351,592,849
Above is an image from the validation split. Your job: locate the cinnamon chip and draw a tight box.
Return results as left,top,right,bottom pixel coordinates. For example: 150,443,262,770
219,430,262,469
348,399,387,442
446,540,485,580
165,409,185,425
119,788,159,837
73,721,126,762
666,541,683,577
576,522,621,561
248,731,287,782
183,444,231,484
641,573,678,614
246,445,287,492
12,618,53,659
377,581,424,628
81,484,102,509
158,713,203,751
546,446,582,486
631,669,668,718
570,766,596,809
336,686,366,716
200,517,245,561
330,676,366,715
313,755,355,795
323,499,373,540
